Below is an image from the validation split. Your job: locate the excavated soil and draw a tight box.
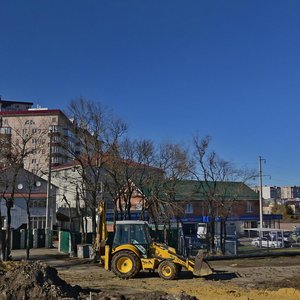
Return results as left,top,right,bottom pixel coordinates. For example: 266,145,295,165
56,255,300,300
7,249,300,300
0,261,85,300
0,261,196,300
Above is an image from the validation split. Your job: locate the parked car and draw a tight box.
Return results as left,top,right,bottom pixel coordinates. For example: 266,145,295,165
251,237,282,248
269,231,293,243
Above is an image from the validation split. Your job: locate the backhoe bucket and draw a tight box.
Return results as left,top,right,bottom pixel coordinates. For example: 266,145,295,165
192,250,213,277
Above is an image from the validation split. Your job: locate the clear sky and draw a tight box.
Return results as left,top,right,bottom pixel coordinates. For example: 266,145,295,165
1,1,300,186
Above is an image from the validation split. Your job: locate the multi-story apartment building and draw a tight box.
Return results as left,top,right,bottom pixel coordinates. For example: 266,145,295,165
252,186,281,200
0,100,77,173
0,97,33,112
281,186,300,199
262,186,281,200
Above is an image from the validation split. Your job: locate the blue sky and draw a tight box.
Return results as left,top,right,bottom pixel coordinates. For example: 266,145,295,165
1,1,300,186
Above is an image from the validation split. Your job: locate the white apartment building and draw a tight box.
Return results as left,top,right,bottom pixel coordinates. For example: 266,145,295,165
262,186,281,199
51,161,109,232
281,186,300,199
253,186,281,200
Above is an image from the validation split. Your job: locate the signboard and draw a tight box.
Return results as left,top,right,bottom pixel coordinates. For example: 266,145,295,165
171,214,282,223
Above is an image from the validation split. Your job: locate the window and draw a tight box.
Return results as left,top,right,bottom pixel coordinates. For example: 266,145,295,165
51,146,59,153
52,117,57,123
29,199,46,208
246,201,253,213
52,136,60,143
185,203,193,214
49,125,58,132
31,216,46,229
51,157,60,164
32,159,37,164
3,127,11,134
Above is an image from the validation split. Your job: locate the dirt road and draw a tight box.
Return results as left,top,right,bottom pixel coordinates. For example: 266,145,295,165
11,249,300,300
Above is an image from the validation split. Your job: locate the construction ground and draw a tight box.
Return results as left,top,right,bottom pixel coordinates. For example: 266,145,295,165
6,247,300,300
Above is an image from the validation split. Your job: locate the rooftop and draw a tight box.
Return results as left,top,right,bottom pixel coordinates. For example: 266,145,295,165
173,180,259,201
0,109,63,116
0,98,33,105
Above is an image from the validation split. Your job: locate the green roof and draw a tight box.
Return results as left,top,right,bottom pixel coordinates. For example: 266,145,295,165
173,180,258,201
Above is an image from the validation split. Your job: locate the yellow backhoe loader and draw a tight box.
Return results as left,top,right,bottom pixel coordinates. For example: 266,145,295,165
96,214,213,280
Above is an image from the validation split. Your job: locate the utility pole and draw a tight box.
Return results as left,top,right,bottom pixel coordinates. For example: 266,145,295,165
258,156,266,236
45,129,53,248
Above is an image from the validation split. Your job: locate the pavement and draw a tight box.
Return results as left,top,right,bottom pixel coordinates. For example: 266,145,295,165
11,247,93,268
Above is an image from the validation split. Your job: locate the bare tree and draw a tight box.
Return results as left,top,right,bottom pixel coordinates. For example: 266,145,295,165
103,138,157,224
191,135,256,254
62,98,127,239
150,142,192,223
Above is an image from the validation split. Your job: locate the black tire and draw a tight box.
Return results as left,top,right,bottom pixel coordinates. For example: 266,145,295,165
111,251,141,279
158,260,178,280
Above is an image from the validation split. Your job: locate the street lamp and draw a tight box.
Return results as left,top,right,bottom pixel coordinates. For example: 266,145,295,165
45,129,53,248
258,156,266,246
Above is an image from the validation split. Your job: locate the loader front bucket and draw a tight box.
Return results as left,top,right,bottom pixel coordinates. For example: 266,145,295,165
192,250,213,277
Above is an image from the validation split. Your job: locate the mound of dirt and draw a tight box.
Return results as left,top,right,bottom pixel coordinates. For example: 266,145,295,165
0,262,197,300
95,291,197,300
0,261,86,299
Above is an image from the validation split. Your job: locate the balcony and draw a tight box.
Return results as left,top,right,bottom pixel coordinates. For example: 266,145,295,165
0,127,12,134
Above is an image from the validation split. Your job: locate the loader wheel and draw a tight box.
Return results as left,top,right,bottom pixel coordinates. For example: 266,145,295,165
111,251,141,279
158,260,178,280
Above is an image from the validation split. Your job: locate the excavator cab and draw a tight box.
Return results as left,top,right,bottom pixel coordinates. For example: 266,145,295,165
113,221,151,257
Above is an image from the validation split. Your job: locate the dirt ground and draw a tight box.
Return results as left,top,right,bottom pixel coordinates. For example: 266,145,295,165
11,249,300,300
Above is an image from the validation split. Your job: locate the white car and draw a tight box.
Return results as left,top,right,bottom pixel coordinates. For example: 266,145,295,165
251,237,282,248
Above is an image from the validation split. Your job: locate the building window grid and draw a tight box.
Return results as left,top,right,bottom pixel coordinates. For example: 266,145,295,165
31,216,46,229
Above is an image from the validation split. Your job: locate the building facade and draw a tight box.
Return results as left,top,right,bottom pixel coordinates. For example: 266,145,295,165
0,103,77,172
281,186,300,199
261,186,281,200
171,180,260,234
0,167,56,229
0,98,33,112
